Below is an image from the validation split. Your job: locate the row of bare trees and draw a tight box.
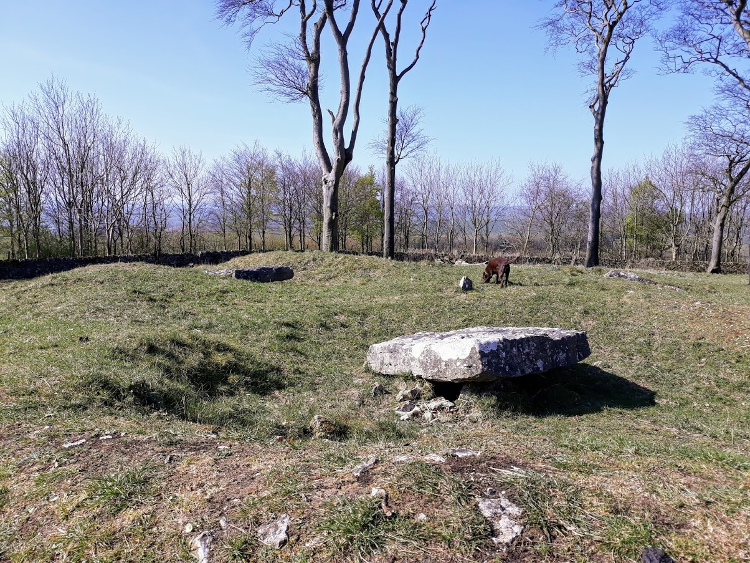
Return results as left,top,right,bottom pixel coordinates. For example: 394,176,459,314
0,78,389,259
2,77,748,263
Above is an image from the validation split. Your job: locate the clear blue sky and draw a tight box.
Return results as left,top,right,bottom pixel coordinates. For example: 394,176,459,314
1,1,716,194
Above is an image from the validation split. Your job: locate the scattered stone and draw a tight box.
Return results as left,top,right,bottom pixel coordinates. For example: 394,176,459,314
459,276,473,291
258,514,291,549
605,270,657,284
423,397,455,412
310,415,337,439
423,453,447,463
454,259,470,266
370,487,394,516
62,438,86,448
371,382,388,397
190,531,212,563
640,547,676,563
478,496,524,545
233,266,294,283
605,270,685,292
392,454,415,463
394,402,422,421
367,326,591,383
396,387,421,402
353,455,379,478
450,448,481,458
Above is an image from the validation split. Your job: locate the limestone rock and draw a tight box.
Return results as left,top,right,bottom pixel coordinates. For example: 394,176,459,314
478,496,524,545
353,455,379,478
367,327,591,383
396,387,421,402
190,532,212,563
233,266,294,283
258,514,291,548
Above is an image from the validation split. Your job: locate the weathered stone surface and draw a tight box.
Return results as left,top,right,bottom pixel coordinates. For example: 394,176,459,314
478,496,524,545
367,326,591,383
233,266,294,282
258,514,291,548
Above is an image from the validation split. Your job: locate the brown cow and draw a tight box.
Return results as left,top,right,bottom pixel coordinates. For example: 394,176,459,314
482,255,520,287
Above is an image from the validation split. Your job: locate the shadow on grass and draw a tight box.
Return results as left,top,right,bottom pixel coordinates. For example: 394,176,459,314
461,364,656,417
88,334,286,424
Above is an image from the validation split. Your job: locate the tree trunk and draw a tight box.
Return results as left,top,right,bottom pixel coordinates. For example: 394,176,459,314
383,85,398,259
322,171,340,252
706,186,734,273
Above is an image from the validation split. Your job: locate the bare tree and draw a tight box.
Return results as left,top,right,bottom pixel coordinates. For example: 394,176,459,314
659,1,750,109
642,144,699,261
369,0,436,259
0,101,48,258
519,162,580,259
218,0,390,252
689,104,750,272
207,158,232,251
539,0,662,267
167,146,207,254
275,150,298,250
461,159,511,255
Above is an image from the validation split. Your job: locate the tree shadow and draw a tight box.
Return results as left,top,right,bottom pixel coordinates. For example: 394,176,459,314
457,364,656,417
100,334,287,420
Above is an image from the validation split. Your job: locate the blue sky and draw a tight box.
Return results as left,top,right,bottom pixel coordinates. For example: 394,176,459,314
1,1,717,194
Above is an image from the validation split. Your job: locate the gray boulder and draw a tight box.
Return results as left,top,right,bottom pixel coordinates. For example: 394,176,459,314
233,266,294,282
367,326,591,383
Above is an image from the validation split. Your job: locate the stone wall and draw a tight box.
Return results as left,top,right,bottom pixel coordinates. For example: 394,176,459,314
0,250,249,280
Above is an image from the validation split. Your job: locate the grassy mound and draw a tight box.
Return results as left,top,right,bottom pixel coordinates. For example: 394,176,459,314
0,252,748,561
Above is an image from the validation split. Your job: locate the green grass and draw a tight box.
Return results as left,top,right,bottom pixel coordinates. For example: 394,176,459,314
0,252,749,561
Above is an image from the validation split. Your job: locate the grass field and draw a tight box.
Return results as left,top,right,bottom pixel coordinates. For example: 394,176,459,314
0,251,748,562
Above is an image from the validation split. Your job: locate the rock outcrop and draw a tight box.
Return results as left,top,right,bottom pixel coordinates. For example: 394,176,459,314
367,327,591,383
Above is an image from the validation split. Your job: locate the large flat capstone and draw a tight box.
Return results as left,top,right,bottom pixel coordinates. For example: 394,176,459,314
366,327,591,383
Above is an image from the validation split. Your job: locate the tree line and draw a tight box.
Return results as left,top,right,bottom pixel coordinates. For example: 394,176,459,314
2,1,750,270
1,76,747,265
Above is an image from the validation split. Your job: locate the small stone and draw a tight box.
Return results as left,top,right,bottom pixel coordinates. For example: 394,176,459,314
62,438,86,448
353,455,379,477
190,531,212,563
396,387,421,402
640,547,676,563
450,448,481,458
478,496,524,545
371,383,388,396
423,453,446,463
423,398,455,412
370,487,393,516
258,514,291,548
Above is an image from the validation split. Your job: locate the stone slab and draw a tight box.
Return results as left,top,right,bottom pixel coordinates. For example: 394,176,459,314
233,266,294,282
366,326,591,383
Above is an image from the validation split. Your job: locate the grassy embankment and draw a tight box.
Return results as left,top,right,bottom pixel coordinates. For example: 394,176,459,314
0,252,748,562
